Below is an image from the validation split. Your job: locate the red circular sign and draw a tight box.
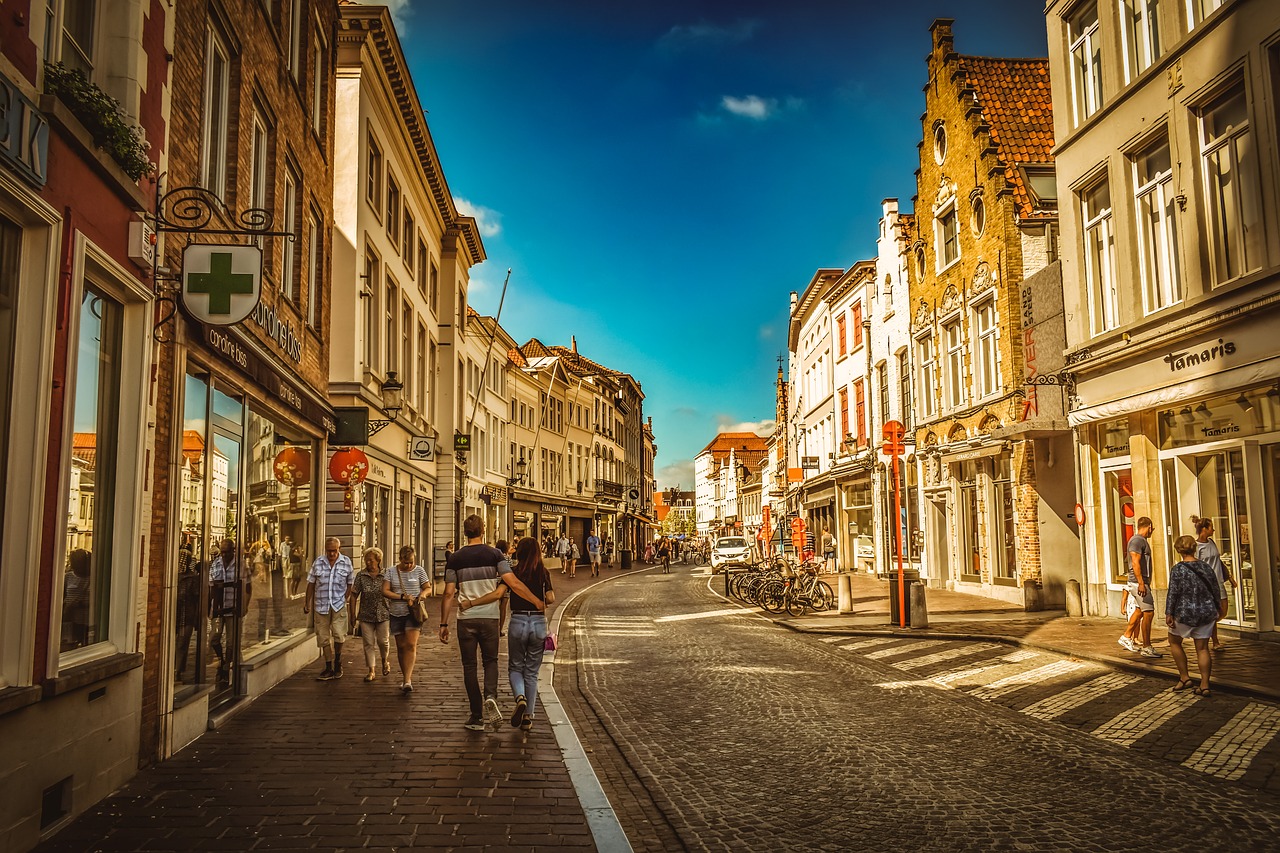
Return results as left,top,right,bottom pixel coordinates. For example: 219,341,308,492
791,517,806,534
1074,503,1086,525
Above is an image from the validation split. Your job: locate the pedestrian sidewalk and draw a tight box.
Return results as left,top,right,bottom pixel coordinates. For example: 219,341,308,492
771,572,1280,703
33,565,635,853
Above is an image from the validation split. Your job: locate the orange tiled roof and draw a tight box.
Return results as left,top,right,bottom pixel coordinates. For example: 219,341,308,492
959,55,1054,219
699,432,769,456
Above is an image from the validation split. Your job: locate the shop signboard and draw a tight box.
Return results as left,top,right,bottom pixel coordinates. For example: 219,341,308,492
183,244,262,325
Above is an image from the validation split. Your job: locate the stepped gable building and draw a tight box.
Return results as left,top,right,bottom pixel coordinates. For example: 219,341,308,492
0,3,171,846
908,19,1077,607
1046,0,1280,633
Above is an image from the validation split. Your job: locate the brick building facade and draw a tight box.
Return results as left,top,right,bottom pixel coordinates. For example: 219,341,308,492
908,20,1079,606
144,0,339,760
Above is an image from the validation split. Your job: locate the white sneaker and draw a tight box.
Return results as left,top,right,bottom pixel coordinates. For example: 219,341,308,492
1140,646,1164,658
484,696,502,728
1118,636,1138,652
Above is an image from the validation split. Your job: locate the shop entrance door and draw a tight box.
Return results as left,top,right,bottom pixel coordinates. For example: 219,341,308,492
1163,450,1256,628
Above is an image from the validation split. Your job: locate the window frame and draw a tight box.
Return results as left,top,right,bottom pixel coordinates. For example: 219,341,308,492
1120,0,1162,84
935,203,960,271
386,174,401,250
942,316,966,412
201,24,231,200
51,235,152,672
917,333,938,420
1067,1,1104,125
306,206,322,329
1130,134,1181,313
1196,81,1264,286
1081,174,1120,334
280,158,300,304
366,131,383,218
972,297,1000,400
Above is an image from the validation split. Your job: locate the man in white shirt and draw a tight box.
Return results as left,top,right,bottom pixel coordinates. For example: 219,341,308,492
555,533,570,573
304,537,356,680
586,529,602,577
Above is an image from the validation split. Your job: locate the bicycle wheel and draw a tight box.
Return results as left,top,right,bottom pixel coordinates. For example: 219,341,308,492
810,581,835,611
759,581,786,613
784,590,807,617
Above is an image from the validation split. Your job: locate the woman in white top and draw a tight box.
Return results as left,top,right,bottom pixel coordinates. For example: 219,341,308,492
384,545,430,693
1193,516,1233,651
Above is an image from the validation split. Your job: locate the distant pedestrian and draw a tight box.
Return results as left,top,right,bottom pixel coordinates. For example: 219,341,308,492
1192,516,1234,651
353,548,391,682
603,537,614,568
644,541,655,563
566,539,580,579
821,528,836,573
657,538,671,574
441,515,546,731
555,533,570,573
444,540,455,563
505,537,556,731
1165,535,1224,697
1118,517,1163,659
385,545,430,693
587,529,602,577
304,537,356,680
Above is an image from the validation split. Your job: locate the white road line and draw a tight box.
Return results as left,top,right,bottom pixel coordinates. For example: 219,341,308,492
865,640,949,660
837,637,900,651
931,649,1040,688
969,659,1094,701
1021,672,1142,720
897,643,1002,670
1182,703,1280,780
1092,690,1197,747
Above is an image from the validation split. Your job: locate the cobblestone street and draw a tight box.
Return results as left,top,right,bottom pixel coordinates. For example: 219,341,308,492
557,566,1280,852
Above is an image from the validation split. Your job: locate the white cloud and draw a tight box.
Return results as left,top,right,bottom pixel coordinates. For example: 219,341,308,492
721,95,774,120
718,418,777,437
658,19,760,53
658,459,696,491
454,197,502,238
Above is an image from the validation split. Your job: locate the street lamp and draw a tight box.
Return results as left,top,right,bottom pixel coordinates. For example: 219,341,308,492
368,371,405,436
507,451,528,486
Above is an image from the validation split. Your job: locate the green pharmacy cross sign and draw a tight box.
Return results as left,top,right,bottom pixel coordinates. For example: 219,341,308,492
181,244,262,325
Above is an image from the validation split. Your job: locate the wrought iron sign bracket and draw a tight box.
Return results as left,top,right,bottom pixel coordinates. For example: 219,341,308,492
147,177,296,342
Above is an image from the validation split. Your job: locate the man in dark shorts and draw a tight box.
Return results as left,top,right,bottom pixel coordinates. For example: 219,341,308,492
440,516,545,731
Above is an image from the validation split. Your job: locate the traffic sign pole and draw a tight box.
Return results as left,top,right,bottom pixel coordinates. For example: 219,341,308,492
882,421,907,628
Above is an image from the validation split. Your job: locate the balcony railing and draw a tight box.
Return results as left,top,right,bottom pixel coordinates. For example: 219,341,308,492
595,479,623,499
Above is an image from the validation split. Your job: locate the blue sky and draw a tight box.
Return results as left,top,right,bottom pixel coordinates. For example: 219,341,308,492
386,0,1050,489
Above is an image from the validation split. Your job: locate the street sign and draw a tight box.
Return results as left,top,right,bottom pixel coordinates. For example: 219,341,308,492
881,441,906,456
882,420,906,442
801,456,820,470
453,432,471,452
791,517,806,534
182,244,262,325
1074,503,1086,525
409,437,434,461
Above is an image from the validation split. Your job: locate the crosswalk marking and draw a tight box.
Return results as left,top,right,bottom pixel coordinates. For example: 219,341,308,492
1181,703,1280,780
865,640,949,659
1092,690,1197,747
968,660,1094,701
897,642,1001,670
1021,672,1142,720
930,650,1040,687
837,637,899,651
844,636,1280,787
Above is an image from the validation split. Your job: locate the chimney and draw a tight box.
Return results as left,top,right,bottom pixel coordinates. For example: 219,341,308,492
571,335,578,354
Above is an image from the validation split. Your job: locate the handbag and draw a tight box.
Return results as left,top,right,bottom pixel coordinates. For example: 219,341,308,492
396,567,430,624
544,632,558,651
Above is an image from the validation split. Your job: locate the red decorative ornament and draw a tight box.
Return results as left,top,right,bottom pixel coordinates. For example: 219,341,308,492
273,446,311,510
328,447,370,512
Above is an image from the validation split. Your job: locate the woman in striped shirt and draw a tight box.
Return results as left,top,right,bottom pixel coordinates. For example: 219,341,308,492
384,545,430,693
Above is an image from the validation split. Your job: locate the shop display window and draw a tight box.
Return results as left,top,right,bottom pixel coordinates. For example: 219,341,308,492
240,406,315,660
60,285,123,653
1158,387,1280,450
1102,468,1134,585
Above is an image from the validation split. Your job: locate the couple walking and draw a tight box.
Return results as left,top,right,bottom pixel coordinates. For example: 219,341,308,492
442,515,556,731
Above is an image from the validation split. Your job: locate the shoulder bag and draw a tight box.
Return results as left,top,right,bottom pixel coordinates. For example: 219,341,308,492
397,566,430,624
